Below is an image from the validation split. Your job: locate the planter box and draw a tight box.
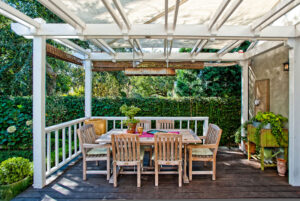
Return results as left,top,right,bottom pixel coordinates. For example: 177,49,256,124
0,176,31,201
247,125,288,147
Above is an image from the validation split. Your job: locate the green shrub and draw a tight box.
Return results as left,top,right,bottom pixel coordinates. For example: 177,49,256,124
0,96,241,147
0,157,33,185
0,150,33,163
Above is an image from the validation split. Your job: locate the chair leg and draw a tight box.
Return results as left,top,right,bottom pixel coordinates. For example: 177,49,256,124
96,161,99,166
189,151,193,181
107,149,111,180
113,162,117,187
149,148,153,167
212,158,216,181
137,163,141,187
178,162,182,187
155,162,159,186
83,159,87,180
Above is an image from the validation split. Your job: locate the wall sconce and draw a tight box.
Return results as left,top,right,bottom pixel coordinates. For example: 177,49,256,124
283,62,289,71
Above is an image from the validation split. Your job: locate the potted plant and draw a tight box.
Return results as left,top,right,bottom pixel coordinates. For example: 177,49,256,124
235,125,255,154
251,112,288,148
120,104,141,133
273,148,287,176
0,157,33,201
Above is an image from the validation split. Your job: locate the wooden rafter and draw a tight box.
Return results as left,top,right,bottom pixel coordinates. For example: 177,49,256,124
92,61,204,69
46,44,83,65
124,68,176,76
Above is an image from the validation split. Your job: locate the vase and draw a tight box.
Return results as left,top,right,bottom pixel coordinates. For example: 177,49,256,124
127,123,137,133
277,158,287,176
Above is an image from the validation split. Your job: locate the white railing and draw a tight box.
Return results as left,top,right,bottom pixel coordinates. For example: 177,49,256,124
44,116,208,178
45,117,88,177
91,116,209,136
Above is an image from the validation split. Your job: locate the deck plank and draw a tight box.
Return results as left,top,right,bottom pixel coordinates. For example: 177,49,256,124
13,150,300,200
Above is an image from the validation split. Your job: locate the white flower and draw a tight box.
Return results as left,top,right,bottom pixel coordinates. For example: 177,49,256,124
26,120,32,126
7,126,16,133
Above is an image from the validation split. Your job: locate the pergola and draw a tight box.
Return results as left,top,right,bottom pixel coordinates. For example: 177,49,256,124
1,0,300,188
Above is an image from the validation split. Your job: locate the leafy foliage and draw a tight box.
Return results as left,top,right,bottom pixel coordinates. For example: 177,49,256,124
0,96,241,147
120,104,141,125
0,157,32,185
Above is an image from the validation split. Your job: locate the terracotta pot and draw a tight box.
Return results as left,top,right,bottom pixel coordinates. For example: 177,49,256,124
244,141,256,154
277,158,287,176
127,123,137,133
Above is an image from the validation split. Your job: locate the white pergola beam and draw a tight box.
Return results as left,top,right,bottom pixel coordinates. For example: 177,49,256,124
215,0,243,30
208,0,231,30
251,0,297,31
84,59,92,118
172,0,180,31
218,40,244,56
195,39,208,55
0,1,40,28
54,39,90,56
245,41,284,58
90,39,116,56
11,23,296,40
90,52,244,61
112,0,131,30
165,0,168,31
191,40,202,55
101,0,124,30
37,0,85,30
246,40,258,51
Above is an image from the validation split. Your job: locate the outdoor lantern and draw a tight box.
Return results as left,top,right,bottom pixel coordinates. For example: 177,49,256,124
283,62,289,71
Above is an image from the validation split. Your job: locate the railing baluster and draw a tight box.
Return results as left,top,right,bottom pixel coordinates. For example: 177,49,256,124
74,124,77,154
47,132,51,172
113,120,116,129
55,130,59,166
69,126,72,159
195,120,198,135
180,120,182,129
187,120,190,129
62,128,66,162
121,120,123,129
106,120,108,132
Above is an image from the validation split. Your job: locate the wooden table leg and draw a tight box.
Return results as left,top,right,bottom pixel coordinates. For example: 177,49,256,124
183,144,189,183
260,147,264,171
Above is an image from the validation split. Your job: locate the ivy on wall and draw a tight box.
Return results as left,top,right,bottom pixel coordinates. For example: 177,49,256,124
0,96,241,148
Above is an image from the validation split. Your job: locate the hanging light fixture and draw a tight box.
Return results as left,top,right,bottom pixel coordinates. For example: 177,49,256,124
283,62,289,71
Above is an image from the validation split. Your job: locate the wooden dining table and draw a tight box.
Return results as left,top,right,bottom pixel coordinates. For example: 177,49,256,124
96,129,202,183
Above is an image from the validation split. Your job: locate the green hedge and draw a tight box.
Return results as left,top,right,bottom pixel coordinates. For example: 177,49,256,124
0,96,241,148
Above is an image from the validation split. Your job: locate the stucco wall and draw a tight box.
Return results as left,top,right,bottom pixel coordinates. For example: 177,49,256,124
249,46,289,119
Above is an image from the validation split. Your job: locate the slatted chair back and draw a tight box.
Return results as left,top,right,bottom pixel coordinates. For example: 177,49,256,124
204,124,222,153
156,120,175,129
137,120,151,130
111,134,140,162
154,133,182,162
77,124,98,157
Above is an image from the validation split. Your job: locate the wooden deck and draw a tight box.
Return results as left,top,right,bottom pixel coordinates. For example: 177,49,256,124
14,149,300,200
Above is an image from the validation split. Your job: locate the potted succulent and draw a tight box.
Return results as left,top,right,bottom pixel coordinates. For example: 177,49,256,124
120,104,141,133
0,157,33,201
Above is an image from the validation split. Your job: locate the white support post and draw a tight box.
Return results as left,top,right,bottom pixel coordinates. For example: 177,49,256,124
240,60,249,151
84,57,92,118
288,38,300,186
32,36,46,188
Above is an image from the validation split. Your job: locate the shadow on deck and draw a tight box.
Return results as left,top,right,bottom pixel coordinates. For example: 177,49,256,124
13,150,300,200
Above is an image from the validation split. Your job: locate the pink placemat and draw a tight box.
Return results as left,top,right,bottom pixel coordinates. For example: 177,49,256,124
137,131,180,138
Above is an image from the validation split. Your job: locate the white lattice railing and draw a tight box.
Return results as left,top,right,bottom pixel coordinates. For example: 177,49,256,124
44,117,87,176
44,116,208,177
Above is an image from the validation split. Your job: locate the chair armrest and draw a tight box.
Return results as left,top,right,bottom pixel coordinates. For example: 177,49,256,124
188,144,217,149
199,136,207,140
83,143,111,149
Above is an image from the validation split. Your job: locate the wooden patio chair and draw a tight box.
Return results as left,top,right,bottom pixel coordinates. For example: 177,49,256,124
77,124,111,181
188,124,222,181
137,120,151,130
156,120,175,129
137,120,153,166
111,134,142,187
154,133,183,187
